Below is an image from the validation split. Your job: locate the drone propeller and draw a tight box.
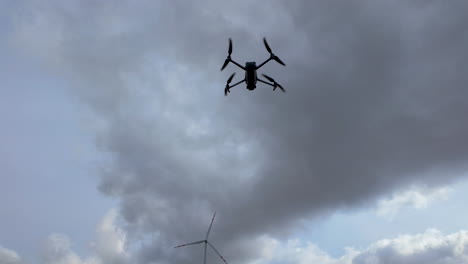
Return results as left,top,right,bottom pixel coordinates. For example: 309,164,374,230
263,37,286,66
262,74,285,92
275,82,285,92
221,38,233,71
224,72,236,96
262,74,275,83
227,72,235,84
263,38,272,53
273,56,286,66
221,59,229,71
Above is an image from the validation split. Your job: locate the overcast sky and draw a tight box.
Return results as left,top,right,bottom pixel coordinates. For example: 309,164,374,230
2,1,468,264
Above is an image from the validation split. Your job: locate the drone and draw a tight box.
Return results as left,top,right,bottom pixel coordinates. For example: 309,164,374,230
221,38,286,96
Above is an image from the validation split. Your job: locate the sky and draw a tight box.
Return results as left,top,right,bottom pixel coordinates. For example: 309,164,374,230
1,1,468,264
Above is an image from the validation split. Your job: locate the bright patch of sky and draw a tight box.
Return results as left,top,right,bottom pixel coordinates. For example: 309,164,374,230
298,177,468,258
0,37,116,262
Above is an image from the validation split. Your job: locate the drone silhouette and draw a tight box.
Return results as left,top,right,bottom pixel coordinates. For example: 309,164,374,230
221,38,286,96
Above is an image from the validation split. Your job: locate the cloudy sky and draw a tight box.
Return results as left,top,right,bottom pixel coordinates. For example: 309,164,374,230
2,1,468,263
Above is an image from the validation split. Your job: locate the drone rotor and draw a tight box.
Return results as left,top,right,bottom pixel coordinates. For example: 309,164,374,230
221,59,229,71
262,74,275,84
263,38,272,53
221,38,233,71
263,38,286,66
262,74,285,92
273,56,286,66
224,72,236,96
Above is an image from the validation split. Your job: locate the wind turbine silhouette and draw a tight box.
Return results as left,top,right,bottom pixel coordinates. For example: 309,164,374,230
174,212,228,264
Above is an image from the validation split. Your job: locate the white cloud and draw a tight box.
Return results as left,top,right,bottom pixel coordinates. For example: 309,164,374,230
376,185,452,220
41,233,87,264
255,239,358,264
246,229,468,264
91,209,129,264
4,214,468,264
40,209,129,264
0,246,22,264
353,229,468,264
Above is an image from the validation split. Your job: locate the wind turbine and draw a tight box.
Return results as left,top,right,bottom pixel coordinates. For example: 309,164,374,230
174,212,228,264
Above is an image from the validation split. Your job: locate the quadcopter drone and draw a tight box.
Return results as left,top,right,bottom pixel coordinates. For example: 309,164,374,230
221,38,286,96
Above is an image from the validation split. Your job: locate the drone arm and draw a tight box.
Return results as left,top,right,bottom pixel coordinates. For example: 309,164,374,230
229,59,245,70
228,79,246,89
258,77,285,92
225,79,245,96
257,78,274,87
256,57,272,70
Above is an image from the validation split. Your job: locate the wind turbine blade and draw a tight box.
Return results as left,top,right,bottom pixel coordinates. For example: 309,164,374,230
204,242,207,264
205,212,216,240
207,241,228,264
174,240,205,248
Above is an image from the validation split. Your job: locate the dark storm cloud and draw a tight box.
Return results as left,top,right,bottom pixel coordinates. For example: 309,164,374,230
10,0,468,263
221,0,468,238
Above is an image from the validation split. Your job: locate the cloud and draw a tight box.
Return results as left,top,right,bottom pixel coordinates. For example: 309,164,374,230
0,246,22,264
7,224,468,264
40,209,129,264
7,0,468,263
41,234,85,264
91,209,129,264
252,238,358,264
376,185,452,220
253,229,468,264
353,229,468,264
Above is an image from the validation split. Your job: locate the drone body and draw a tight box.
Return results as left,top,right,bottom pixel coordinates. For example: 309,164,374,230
245,62,257,90
221,38,286,96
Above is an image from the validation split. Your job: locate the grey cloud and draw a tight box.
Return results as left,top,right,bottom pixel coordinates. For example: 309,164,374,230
8,0,468,263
